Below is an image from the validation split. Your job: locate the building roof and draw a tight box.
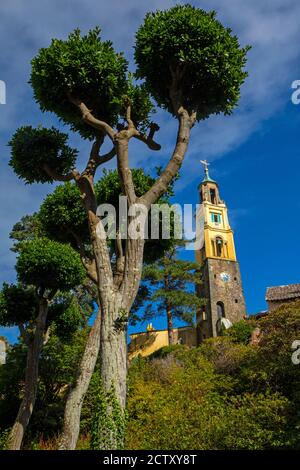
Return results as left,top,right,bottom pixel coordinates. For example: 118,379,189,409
265,284,300,301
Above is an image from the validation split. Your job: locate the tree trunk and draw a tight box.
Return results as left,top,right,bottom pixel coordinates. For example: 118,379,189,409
98,295,127,449
58,307,102,450
8,299,48,450
167,303,174,346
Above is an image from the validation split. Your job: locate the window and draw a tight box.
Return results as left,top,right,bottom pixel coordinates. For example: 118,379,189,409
211,213,222,224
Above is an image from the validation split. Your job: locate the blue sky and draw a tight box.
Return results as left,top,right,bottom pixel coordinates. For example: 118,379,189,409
0,0,300,342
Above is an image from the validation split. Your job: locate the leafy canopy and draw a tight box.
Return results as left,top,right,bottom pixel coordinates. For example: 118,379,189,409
9,126,77,184
135,4,250,118
0,284,37,327
48,295,85,342
9,214,44,253
30,28,153,139
0,283,83,337
16,238,85,292
39,182,88,248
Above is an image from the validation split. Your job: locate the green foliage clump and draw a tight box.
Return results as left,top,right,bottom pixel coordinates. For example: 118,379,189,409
30,28,153,140
0,331,87,440
90,380,126,450
39,183,88,247
30,28,128,139
0,428,10,450
224,319,256,344
125,347,291,450
253,302,300,399
125,302,300,450
135,4,250,118
9,126,77,184
10,214,44,253
0,283,37,326
16,238,85,292
48,295,84,342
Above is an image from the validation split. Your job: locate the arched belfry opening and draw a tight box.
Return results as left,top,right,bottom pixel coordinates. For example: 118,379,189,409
216,237,223,257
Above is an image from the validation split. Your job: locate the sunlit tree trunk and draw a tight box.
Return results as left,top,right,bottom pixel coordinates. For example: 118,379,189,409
8,299,48,450
59,307,101,450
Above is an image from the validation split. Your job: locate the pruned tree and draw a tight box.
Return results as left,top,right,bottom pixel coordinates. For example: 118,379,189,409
8,5,249,449
0,238,85,449
37,168,176,449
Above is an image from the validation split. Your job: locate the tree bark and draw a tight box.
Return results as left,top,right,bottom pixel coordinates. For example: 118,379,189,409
100,296,127,405
167,303,174,346
8,299,48,450
58,307,102,450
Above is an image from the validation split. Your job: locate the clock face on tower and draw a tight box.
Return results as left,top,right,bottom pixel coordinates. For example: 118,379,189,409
220,272,231,282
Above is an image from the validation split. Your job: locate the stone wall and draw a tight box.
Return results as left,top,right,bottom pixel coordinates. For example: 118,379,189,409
197,259,246,339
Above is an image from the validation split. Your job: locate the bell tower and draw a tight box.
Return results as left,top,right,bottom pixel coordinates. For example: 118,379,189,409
195,161,246,340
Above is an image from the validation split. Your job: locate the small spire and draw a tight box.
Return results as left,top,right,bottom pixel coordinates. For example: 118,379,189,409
200,160,210,179
200,160,216,184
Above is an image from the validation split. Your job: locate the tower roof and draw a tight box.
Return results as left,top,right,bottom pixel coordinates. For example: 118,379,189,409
198,160,217,186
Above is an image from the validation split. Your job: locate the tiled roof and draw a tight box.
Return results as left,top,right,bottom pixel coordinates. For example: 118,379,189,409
266,284,300,301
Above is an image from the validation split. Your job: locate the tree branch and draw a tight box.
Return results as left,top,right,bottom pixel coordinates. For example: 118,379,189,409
43,164,80,182
68,94,115,141
126,103,135,131
95,147,116,166
43,326,51,346
115,131,136,205
113,230,125,289
169,64,186,115
71,230,98,284
133,123,161,151
139,108,196,208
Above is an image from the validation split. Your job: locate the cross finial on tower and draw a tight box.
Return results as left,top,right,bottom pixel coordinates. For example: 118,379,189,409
200,159,210,178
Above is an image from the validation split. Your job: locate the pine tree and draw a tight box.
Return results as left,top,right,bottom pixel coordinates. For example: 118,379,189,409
134,243,205,345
